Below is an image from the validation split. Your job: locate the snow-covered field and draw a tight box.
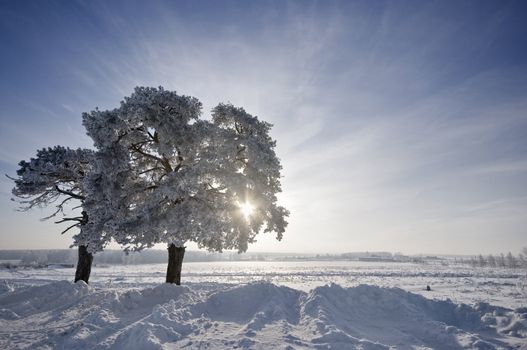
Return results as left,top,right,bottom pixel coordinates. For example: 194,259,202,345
1,261,526,349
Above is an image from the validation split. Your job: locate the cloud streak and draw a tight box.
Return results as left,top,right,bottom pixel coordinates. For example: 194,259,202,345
1,0,526,254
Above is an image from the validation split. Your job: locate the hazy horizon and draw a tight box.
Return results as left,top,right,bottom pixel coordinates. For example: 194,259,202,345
1,247,521,259
1,1,526,255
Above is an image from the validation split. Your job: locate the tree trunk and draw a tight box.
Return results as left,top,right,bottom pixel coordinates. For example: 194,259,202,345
166,244,185,285
74,245,93,283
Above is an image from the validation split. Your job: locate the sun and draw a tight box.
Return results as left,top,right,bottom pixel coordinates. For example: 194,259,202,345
239,201,254,220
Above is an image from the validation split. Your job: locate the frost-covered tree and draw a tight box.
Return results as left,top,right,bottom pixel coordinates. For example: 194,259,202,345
77,141,134,255
82,87,289,284
9,146,98,283
498,253,506,267
487,254,496,267
520,247,527,268
506,252,517,268
518,253,526,268
477,254,486,267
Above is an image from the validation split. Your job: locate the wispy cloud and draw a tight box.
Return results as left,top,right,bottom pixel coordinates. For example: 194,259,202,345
1,1,526,253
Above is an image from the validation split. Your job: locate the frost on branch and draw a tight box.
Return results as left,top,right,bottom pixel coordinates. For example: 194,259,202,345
10,146,96,244
82,86,289,253
75,144,133,253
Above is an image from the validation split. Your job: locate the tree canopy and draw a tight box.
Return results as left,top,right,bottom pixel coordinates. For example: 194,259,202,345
82,86,288,253
11,146,93,237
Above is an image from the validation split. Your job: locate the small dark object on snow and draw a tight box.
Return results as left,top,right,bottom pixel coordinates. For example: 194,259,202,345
426,285,431,291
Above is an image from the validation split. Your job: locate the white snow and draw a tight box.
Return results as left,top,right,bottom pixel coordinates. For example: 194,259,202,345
1,261,526,349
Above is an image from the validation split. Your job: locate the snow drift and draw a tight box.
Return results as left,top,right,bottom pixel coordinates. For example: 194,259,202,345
0,281,525,349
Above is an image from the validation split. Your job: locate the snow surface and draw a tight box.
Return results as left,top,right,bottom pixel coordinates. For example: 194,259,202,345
1,261,526,349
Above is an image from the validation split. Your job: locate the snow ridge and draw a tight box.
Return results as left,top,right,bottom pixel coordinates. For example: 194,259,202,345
0,281,525,349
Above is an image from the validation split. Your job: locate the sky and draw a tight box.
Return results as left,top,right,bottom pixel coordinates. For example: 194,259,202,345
1,0,526,255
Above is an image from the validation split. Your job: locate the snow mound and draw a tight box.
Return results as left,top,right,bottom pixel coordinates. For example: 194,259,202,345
0,280,89,318
191,281,301,324
0,281,525,349
302,284,518,349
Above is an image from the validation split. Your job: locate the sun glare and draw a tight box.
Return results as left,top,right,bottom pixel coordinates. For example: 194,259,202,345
239,201,254,220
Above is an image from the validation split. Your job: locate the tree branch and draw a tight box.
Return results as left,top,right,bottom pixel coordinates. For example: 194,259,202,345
147,131,159,143
60,223,80,235
130,144,164,164
235,122,243,134
160,156,173,173
55,185,85,200
173,146,183,173
55,216,84,224
41,196,75,220
130,136,173,173
139,167,164,175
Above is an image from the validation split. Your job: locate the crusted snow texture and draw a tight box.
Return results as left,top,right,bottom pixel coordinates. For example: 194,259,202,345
0,282,525,349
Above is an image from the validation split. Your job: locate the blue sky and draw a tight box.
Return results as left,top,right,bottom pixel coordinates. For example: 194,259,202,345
1,0,526,254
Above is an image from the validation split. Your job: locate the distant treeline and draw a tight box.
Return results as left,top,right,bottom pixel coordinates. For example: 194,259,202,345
2,249,526,268
0,249,241,265
461,249,527,269
0,250,413,266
